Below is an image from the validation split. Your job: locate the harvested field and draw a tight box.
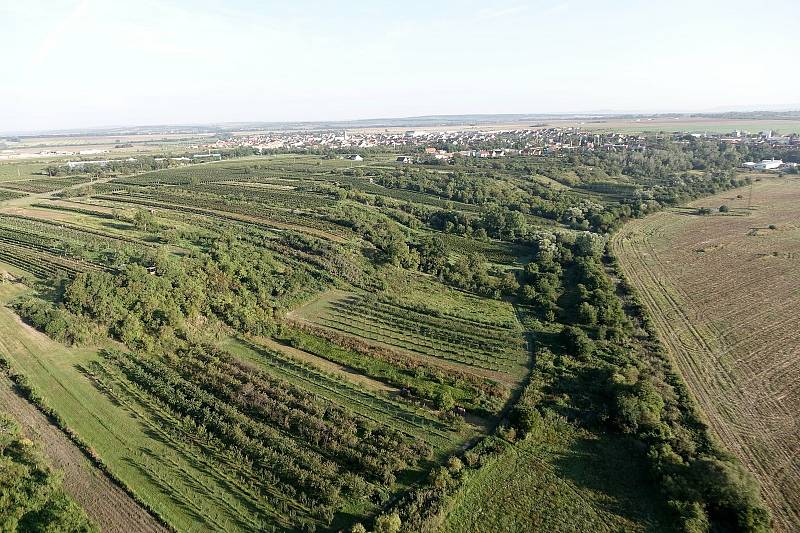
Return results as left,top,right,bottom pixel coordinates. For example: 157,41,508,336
612,177,800,531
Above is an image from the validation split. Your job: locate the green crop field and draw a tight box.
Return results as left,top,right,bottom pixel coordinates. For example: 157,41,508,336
0,140,783,532
0,161,53,182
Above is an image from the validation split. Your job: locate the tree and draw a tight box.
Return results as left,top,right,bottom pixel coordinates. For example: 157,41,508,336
578,302,598,326
574,232,602,257
374,513,401,533
719,204,730,213
133,209,156,232
435,390,455,411
561,325,594,358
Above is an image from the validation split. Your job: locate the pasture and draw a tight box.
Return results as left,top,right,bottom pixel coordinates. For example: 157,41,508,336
612,177,800,531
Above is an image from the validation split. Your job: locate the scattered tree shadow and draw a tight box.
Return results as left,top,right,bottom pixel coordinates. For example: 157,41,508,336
551,432,675,531
100,221,135,231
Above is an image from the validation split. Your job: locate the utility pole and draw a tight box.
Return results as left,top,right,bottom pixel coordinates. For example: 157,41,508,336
747,181,754,209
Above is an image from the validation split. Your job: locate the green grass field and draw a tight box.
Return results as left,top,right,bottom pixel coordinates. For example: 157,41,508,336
438,420,674,533
380,268,520,327
0,161,49,182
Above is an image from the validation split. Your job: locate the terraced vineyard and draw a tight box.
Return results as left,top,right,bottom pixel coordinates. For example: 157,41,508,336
291,290,528,381
612,177,800,531
0,189,28,201
0,155,528,531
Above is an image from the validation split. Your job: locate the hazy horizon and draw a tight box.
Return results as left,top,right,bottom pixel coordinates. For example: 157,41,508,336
3,0,799,132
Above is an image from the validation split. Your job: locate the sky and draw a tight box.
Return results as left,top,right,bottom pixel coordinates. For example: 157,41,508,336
2,0,799,132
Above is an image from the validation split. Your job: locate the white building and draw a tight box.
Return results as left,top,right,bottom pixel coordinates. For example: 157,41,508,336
66,160,111,169
754,158,783,170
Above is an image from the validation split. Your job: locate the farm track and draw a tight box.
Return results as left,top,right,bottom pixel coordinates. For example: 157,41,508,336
0,377,167,533
250,335,397,393
0,316,167,533
612,178,800,531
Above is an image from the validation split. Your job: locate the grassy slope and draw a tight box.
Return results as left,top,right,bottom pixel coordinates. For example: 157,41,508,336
380,268,519,327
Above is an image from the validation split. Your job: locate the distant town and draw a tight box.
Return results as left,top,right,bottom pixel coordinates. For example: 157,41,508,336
1,121,799,174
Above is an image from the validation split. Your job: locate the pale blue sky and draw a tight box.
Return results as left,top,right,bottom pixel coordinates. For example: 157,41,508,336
2,0,799,131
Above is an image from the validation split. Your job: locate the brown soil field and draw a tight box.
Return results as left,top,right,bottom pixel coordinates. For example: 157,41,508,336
612,177,800,531
0,376,166,533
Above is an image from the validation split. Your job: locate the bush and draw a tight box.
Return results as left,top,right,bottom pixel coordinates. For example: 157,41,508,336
14,297,94,346
719,204,730,213
690,457,771,532
560,325,594,358
374,512,401,533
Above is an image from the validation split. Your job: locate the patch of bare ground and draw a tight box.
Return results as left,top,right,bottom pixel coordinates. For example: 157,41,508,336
0,375,166,533
611,177,800,531
0,205,80,222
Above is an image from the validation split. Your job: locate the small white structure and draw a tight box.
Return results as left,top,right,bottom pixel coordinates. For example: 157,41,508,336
396,156,413,164
344,154,363,161
754,159,783,170
66,160,111,169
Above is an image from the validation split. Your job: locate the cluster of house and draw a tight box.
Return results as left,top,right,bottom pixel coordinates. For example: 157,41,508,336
716,130,800,147
200,126,672,157
66,157,136,169
196,125,799,166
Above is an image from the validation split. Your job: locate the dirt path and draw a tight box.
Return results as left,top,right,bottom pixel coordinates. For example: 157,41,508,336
251,335,397,393
0,375,167,533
